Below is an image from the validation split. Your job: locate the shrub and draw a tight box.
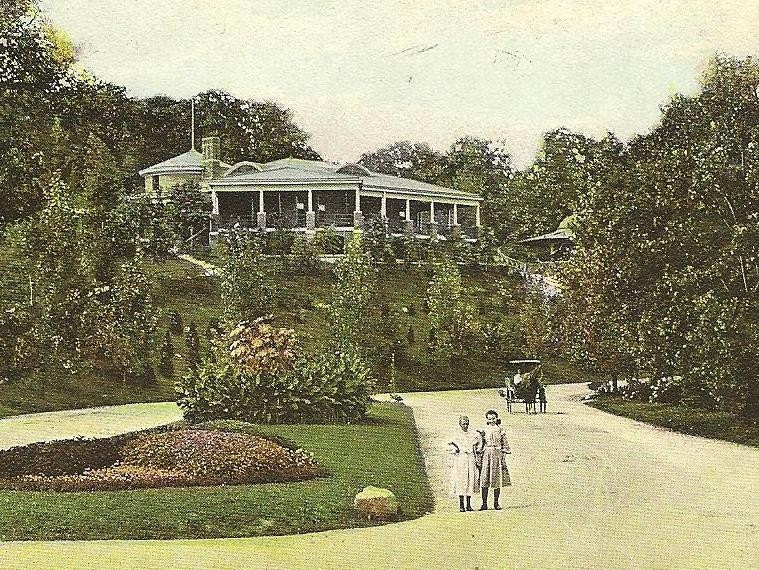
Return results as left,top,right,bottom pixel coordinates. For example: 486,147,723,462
620,377,652,402
158,329,175,377
184,321,201,369
168,310,183,334
176,319,375,424
313,227,343,255
649,376,682,404
0,436,123,478
290,235,322,274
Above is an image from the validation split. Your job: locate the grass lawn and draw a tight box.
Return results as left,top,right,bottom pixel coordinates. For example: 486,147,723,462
0,402,434,541
588,396,759,447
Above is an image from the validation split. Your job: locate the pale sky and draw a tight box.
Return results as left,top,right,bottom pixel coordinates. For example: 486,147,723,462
41,0,759,166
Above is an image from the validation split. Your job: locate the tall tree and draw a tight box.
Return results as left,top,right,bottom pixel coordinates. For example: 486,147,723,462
358,141,448,183
329,232,376,352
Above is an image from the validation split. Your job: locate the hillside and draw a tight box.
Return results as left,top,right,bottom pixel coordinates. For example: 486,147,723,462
0,243,597,418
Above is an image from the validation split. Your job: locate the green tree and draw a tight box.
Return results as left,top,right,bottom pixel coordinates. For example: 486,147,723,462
358,141,447,183
561,55,759,413
184,321,201,371
425,256,476,361
328,232,376,352
166,181,211,249
219,228,273,322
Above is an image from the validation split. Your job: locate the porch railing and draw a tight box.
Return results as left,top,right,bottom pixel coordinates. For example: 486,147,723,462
267,211,305,229
316,212,354,228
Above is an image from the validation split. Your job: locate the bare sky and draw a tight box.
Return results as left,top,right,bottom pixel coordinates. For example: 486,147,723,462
41,0,759,166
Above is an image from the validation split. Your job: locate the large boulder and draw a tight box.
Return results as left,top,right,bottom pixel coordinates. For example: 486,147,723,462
353,486,398,521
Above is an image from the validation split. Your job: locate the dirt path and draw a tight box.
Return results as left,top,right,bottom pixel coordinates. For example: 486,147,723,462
1,384,758,569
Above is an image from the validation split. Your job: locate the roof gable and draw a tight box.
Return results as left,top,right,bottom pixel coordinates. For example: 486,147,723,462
139,149,204,176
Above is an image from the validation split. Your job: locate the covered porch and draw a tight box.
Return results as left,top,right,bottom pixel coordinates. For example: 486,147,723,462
210,185,482,239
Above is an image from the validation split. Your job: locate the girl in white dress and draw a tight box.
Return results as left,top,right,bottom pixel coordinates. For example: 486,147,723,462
479,409,512,510
447,415,481,512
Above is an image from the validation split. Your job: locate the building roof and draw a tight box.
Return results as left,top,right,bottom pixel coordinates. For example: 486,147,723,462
138,148,232,176
138,149,204,176
210,157,482,201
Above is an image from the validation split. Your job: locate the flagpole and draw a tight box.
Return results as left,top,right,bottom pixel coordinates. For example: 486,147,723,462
191,98,195,150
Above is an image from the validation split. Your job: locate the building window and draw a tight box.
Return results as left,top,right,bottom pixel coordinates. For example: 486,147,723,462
152,175,160,194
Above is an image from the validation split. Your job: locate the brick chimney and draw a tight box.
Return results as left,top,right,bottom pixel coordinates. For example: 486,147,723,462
202,136,221,179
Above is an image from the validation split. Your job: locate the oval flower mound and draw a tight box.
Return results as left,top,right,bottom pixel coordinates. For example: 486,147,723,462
0,429,323,492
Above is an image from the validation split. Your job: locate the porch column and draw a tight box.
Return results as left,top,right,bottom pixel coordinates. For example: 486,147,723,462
475,203,481,227
453,203,458,225
306,188,315,230
257,189,266,229
211,190,219,215
353,185,364,228
380,193,387,218
428,200,438,238
403,198,413,234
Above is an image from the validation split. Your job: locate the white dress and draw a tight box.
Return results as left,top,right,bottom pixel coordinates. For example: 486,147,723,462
448,428,481,497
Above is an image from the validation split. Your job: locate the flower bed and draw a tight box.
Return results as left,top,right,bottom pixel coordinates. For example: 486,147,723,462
0,427,323,492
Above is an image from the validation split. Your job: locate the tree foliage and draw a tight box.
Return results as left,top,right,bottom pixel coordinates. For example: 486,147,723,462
559,55,759,416
425,255,477,360
328,232,376,352
219,228,274,323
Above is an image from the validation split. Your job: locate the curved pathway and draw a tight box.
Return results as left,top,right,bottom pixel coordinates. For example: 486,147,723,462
1,384,758,569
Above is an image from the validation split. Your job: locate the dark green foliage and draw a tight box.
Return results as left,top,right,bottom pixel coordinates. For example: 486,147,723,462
407,326,415,345
158,330,175,377
562,55,759,418
184,322,201,370
312,227,342,254
289,234,322,275
168,310,183,334
166,182,211,247
0,435,124,478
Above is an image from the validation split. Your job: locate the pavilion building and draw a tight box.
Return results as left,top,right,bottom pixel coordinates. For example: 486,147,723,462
139,136,483,240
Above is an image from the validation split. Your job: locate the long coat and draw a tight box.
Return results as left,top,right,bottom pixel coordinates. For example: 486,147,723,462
479,424,512,488
447,429,481,496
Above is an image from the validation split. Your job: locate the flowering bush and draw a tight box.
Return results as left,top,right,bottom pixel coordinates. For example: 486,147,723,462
619,378,652,402
0,427,322,492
